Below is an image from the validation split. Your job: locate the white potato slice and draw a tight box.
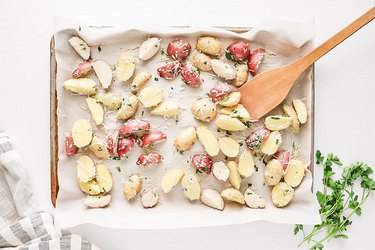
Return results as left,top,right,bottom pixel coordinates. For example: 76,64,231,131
244,188,265,209
131,71,152,93
221,188,245,204
227,161,241,189
141,191,159,208
212,161,230,182
264,115,292,131
86,97,104,125
191,98,217,122
96,93,122,110
83,194,111,208
196,37,222,56
196,126,220,157
218,137,240,157
211,59,236,80
260,131,282,155
161,169,185,193
192,52,212,71
264,159,283,186
284,159,305,187
123,174,142,200
271,182,294,207
293,99,308,124
200,189,224,210
96,164,113,193
215,115,247,131
78,180,100,195
76,155,96,183
63,78,97,95
151,100,180,117
181,174,201,201
231,64,248,87
174,126,197,152
72,119,93,148
138,85,163,108
138,37,161,60
93,60,112,89
89,136,110,159
282,104,300,133
68,37,90,60
117,94,139,120
238,149,255,177
219,104,250,122
116,53,135,81
219,92,241,107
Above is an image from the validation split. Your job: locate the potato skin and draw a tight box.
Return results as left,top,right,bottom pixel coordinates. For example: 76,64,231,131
191,98,217,122
174,126,197,152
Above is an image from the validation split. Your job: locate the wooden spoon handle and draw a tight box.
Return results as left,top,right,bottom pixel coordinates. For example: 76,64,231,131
294,6,375,72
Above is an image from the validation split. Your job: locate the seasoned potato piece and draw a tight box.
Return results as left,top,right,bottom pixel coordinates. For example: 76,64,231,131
192,52,212,71
212,161,230,182
215,115,247,131
83,194,111,208
78,180,101,195
211,59,236,80
191,98,217,122
244,188,265,209
264,115,292,131
196,37,222,56
89,136,110,159
117,94,139,120
151,100,180,117
264,159,283,186
131,71,152,93
181,174,201,201
138,37,161,61
96,164,113,193
282,104,300,133
218,137,240,157
63,78,97,95
271,182,294,207
227,161,241,189
196,126,220,157
221,188,245,204
138,86,163,107
174,126,197,152
260,131,282,155
93,60,112,89
72,119,93,148
238,149,255,177
141,191,159,208
123,174,142,200
284,159,305,187
76,155,96,183
200,189,224,210
161,169,185,193
219,92,241,107
116,53,135,81
96,93,122,110
293,99,308,124
68,36,90,60
231,64,249,87
86,97,104,125
219,104,250,122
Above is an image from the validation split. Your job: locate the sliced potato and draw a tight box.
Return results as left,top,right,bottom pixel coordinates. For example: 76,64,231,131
76,155,96,183
200,189,224,210
293,99,308,124
123,174,142,200
138,37,161,61
131,71,152,93
196,126,220,157
161,169,185,193
78,180,101,195
215,115,247,131
192,52,212,71
96,164,113,193
196,37,222,56
212,161,230,182
264,115,292,131
260,131,282,155
271,182,294,207
89,136,110,159
141,191,159,208
284,159,305,187
72,119,93,147
238,149,255,177
282,104,300,133
219,92,241,107
231,64,248,87
138,85,163,108
86,97,104,125
227,161,241,189
218,137,240,157
191,98,217,122
117,94,139,120
68,36,90,60
221,188,245,204
151,100,180,117
211,59,236,80
116,53,135,81
264,159,283,186
63,78,97,95
174,126,197,152
219,104,250,122
181,174,201,201
83,194,111,208
244,188,265,209
96,93,122,110
93,60,112,89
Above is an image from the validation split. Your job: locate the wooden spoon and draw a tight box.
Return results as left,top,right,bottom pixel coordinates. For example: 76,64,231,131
239,7,375,120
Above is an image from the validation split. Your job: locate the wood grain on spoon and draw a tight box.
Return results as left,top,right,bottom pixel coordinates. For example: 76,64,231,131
239,6,375,120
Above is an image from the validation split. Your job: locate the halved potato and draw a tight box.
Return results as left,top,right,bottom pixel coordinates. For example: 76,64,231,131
93,60,112,89
271,182,294,207
138,37,161,61
174,126,197,152
76,155,96,183
63,78,97,95
78,180,101,195
151,100,180,117
89,136,110,159
244,188,265,209
72,119,93,147
260,131,282,155
96,164,113,193
221,188,245,204
219,104,250,122
238,149,255,177
212,161,230,181
141,191,159,208
96,93,122,110
68,36,90,60
227,161,241,189
191,98,217,122
219,92,241,107
192,52,212,71
211,59,236,80
284,159,305,187
215,115,246,131
196,37,222,56
138,86,163,108
200,189,224,210
231,64,248,87
117,94,139,120
264,115,292,131
123,174,142,200
293,99,308,124
181,174,201,201
196,126,220,157
116,53,135,81
86,97,104,125
131,71,152,93
264,159,283,186
83,194,111,208
161,169,185,193
218,137,240,157
282,104,300,133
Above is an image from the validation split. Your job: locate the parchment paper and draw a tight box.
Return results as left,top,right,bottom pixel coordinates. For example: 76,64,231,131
54,17,321,229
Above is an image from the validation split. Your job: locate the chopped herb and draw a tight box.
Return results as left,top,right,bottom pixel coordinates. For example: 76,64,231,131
102,187,107,192
225,131,232,136
98,45,102,52
276,139,280,145
110,156,121,160
247,183,252,188
255,165,259,172
225,52,233,60
195,169,202,174
271,116,280,120
243,121,251,128
127,103,132,107
141,111,145,116
154,77,159,81
116,166,121,172
239,141,243,146
171,87,174,90
78,26,81,32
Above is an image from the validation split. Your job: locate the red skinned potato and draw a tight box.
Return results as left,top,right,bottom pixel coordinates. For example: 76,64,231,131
275,150,291,171
181,63,201,88
157,61,181,80
167,39,191,60
65,132,78,156
106,131,119,155
72,60,93,79
209,83,233,103
137,151,164,167
117,137,135,157
226,41,250,61
119,119,151,136
248,48,266,76
191,153,213,175
245,127,271,150
141,131,167,148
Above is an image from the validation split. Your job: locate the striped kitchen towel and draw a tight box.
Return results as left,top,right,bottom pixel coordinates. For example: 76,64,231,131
0,130,100,250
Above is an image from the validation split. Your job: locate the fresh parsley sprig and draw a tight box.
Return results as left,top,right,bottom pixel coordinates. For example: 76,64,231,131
295,150,375,249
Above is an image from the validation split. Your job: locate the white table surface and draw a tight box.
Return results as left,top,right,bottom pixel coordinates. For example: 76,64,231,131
0,0,374,249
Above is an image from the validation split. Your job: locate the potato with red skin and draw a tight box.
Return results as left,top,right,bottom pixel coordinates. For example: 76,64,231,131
119,119,151,136
209,83,233,103
72,60,93,79
245,127,271,150
191,154,213,175
106,131,119,155
157,61,181,80
181,63,201,88
167,39,191,60
226,41,250,61
275,150,290,171
140,131,167,148
137,151,164,167
117,137,135,157
65,132,78,156
248,48,266,76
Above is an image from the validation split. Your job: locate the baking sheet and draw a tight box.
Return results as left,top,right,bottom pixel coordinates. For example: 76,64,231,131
53,17,321,229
